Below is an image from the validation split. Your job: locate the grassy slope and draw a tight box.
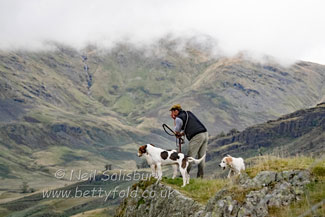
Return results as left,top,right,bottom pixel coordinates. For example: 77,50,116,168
0,170,141,217
0,46,176,193
163,155,325,216
147,58,325,135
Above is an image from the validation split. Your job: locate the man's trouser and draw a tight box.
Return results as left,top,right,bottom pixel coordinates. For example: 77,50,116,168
186,132,208,178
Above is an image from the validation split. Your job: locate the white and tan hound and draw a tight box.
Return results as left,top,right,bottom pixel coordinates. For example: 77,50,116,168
219,155,245,178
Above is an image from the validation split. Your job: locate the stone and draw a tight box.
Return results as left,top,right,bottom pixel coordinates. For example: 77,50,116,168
116,183,204,217
252,171,277,187
116,170,312,217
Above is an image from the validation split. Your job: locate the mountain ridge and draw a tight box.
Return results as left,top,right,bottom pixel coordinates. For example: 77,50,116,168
205,102,325,176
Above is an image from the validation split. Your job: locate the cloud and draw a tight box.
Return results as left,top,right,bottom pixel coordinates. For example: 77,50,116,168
0,0,324,64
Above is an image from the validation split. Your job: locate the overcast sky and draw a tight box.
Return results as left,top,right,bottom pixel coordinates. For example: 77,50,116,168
0,0,324,64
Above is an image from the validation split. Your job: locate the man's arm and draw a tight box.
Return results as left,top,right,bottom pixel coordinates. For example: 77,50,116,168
175,117,184,138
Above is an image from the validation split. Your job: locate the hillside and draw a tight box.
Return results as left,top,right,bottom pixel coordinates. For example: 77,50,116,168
208,102,325,157
204,102,325,178
0,170,138,217
1,37,325,196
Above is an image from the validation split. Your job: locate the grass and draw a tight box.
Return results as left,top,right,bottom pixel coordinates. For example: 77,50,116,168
0,207,10,217
2,175,134,217
269,181,325,217
264,155,325,216
130,176,227,204
162,177,227,204
164,155,325,206
70,207,111,217
226,185,262,203
245,155,325,179
113,95,135,114
238,155,325,216
131,177,157,191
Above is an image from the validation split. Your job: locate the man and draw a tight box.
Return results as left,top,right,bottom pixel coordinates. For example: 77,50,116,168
169,104,208,178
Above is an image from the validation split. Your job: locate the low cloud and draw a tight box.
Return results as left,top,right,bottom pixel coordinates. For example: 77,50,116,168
0,0,324,64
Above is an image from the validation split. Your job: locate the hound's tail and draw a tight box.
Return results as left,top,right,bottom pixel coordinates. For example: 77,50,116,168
188,154,206,164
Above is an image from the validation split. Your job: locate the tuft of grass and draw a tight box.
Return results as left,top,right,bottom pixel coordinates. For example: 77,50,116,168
132,177,156,191
226,185,261,203
162,177,227,204
136,197,145,209
311,160,325,179
245,155,324,178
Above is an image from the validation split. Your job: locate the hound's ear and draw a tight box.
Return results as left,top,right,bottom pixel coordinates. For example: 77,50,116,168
225,157,233,165
139,145,148,153
227,154,231,157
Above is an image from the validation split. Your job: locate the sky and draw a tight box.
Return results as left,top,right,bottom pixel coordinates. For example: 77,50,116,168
0,0,324,64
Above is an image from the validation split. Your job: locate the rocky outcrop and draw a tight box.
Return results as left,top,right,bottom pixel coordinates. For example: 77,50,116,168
203,170,310,217
115,170,311,217
207,104,325,160
116,181,204,217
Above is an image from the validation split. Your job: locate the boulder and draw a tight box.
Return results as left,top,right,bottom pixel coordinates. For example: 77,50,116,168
115,170,311,217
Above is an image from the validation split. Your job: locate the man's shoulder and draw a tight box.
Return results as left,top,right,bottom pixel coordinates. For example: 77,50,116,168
177,110,187,119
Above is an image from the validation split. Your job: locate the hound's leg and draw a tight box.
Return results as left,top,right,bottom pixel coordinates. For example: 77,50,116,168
180,166,187,187
172,164,178,179
227,169,232,179
186,172,190,184
151,164,157,178
155,163,162,184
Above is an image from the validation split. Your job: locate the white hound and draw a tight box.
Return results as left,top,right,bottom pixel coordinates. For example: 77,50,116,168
219,155,245,178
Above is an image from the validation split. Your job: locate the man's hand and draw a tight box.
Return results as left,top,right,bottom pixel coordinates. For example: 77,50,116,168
175,131,184,138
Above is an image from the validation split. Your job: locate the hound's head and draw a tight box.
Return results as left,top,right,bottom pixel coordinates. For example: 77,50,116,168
219,155,233,170
137,144,155,157
137,145,147,157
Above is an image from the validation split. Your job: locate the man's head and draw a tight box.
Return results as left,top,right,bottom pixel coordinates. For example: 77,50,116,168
169,104,182,119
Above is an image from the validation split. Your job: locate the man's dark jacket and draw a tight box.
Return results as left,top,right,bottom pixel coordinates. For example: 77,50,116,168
177,110,207,141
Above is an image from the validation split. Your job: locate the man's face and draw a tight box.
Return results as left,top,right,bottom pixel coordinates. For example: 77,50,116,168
170,110,179,119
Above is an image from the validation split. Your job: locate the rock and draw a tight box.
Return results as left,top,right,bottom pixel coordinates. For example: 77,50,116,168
276,170,296,182
208,105,325,158
116,170,312,217
246,187,268,206
252,171,277,188
292,170,310,186
237,202,268,217
267,181,295,207
116,182,204,217
204,195,240,217
204,189,229,213
238,171,277,189
237,187,269,217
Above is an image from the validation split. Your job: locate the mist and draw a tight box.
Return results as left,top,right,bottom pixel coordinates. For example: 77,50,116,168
0,0,324,64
